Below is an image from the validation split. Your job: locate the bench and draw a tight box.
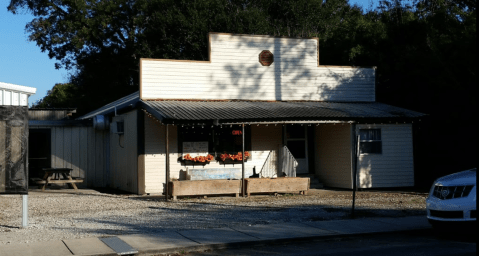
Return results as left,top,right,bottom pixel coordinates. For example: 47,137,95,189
33,168,84,190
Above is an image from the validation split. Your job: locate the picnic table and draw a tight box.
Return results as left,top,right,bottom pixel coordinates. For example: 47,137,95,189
32,168,83,191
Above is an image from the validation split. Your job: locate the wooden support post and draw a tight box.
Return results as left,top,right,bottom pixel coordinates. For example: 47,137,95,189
352,126,359,219
165,124,170,201
241,124,245,197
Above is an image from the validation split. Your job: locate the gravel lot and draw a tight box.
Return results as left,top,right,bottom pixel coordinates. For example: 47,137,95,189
0,188,428,245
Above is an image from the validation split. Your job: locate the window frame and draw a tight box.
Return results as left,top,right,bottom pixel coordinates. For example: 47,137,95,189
177,125,251,157
359,128,382,155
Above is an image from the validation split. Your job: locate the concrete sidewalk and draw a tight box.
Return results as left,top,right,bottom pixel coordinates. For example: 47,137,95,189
0,216,431,256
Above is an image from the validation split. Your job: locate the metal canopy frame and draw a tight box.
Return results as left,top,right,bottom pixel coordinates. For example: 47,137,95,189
140,102,422,202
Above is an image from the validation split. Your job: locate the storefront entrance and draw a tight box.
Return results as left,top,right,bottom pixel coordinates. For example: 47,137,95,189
284,125,309,174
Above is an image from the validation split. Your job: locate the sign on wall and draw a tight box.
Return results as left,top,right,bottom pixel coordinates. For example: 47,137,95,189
0,106,29,195
183,141,209,157
259,50,274,66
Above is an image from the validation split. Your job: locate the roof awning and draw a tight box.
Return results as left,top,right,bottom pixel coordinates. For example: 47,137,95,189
140,100,426,125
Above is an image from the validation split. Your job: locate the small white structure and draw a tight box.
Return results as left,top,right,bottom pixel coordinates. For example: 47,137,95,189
1,82,36,106
1,81,36,194
71,33,425,194
1,81,36,227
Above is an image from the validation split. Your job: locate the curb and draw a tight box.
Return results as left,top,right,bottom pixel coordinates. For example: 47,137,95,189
133,227,433,256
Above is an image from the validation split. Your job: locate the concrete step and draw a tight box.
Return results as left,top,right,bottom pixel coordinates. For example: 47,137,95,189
297,174,323,189
310,183,324,189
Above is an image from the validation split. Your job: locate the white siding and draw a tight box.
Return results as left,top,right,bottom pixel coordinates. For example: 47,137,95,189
3,91,11,105
144,117,180,194
110,110,138,193
314,124,353,189
250,125,282,177
143,120,282,194
1,82,36,106
357,124,414,188
141,34,375,102
0,90,30,106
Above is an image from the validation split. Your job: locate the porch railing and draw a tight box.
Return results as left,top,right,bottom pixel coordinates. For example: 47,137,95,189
279,145,298,177
259,145,298,178
259,150,277,178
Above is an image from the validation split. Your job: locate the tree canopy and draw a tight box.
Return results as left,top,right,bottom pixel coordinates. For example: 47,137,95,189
8,0,477,185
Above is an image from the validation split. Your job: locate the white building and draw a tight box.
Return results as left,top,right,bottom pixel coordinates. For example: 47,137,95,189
41,33,424,194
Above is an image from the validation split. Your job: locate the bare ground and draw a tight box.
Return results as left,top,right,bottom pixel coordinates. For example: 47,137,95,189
0,188,428,245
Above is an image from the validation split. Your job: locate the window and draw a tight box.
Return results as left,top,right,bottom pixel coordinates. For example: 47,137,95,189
359,129,382,154
213,126,251,155
178,125,251,156
178,126,213,154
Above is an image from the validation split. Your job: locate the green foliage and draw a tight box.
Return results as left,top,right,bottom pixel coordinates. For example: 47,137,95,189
31,83,79,108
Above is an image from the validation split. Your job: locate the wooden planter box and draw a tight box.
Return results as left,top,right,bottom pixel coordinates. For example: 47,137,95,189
217,158,248,165
181,160,210,166
245,177,310,196
168,179,241,200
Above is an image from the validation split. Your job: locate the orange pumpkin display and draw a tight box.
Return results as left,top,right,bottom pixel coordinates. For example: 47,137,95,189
206,154,215,162
184,153,216,163
219,151,250,161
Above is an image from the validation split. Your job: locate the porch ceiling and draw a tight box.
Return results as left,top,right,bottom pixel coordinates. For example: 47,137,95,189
140,100,426,124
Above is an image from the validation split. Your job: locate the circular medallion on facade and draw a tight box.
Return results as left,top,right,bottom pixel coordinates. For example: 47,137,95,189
259,50,274,66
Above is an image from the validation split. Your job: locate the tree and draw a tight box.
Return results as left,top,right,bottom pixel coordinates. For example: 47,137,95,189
10,0,475,184
31,83,79,108
8,0,273,114
340,0,476,184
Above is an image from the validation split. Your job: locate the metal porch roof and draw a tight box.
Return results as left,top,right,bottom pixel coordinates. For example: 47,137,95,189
140,100,426,124
77,91,140,120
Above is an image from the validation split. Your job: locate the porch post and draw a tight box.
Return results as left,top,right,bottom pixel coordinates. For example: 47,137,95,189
242,124,245,197
165,124,169,201
22,195,28,227
351,123,359,218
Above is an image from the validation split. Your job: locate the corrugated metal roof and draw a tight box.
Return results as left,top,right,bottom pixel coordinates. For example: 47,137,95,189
140,100,425,123
77,91,140,120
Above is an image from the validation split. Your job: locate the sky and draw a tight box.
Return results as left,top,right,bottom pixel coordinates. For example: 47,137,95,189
0,0,375,106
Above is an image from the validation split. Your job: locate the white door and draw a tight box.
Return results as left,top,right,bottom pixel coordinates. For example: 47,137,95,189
285,125,308,174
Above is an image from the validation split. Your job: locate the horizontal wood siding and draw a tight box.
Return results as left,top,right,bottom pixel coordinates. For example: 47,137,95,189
30,126,108,188
144,117,180,194
357,124,414,188
251,125,282,177
110,110,138,193
314,124,352,189
143,120,283,194
141,34,375,102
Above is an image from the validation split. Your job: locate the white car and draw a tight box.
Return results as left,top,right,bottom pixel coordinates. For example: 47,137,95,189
426,168,476,228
